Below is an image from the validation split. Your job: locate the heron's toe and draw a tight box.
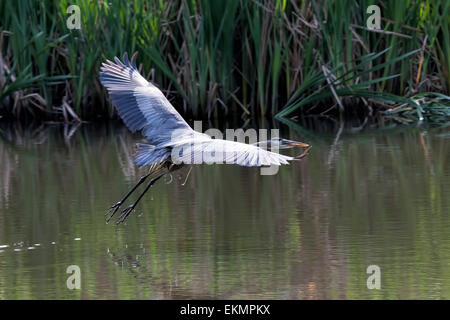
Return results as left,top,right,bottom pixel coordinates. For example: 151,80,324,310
116,205,135,225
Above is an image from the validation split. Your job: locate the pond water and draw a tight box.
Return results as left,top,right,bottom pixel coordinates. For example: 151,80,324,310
0,120,449,299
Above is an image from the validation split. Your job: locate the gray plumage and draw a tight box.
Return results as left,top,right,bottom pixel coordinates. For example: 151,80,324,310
100,53,295,168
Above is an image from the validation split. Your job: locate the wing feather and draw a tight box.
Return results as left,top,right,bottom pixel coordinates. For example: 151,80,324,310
172,138,293,167
100,52,193,146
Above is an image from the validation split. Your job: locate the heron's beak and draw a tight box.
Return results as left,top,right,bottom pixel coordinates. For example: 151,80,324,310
287,141,310,148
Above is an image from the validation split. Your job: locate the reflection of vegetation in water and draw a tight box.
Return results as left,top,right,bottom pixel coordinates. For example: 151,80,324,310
0,123,449,299
0,139,13,209
0,1,449,122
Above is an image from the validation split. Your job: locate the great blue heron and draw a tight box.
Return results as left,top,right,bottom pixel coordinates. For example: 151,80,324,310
100,52,311,224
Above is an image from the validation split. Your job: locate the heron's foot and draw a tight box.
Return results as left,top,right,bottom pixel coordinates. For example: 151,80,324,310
116,205,135,225
105,202,122,223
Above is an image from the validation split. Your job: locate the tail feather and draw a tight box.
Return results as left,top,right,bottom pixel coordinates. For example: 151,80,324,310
134,143,170,167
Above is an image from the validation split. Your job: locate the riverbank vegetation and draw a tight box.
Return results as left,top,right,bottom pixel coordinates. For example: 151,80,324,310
0,0,449,123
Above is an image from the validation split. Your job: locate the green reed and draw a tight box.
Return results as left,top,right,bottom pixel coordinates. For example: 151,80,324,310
0,0,448,122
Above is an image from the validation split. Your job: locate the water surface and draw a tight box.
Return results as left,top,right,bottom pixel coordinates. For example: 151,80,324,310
0,121,449,299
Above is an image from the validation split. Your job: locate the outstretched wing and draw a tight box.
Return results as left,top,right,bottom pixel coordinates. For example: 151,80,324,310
100,52,193,146
172,138,293,167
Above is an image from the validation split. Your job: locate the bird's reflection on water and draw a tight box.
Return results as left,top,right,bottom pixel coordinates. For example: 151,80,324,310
0,120,449,299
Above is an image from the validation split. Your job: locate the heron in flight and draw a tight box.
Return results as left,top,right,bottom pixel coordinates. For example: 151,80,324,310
100,52,311,224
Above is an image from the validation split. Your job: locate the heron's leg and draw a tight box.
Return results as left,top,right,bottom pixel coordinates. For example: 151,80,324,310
116,171,167,225
106,161,166,223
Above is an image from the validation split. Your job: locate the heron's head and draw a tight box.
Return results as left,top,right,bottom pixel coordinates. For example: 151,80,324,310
257,138,310,150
